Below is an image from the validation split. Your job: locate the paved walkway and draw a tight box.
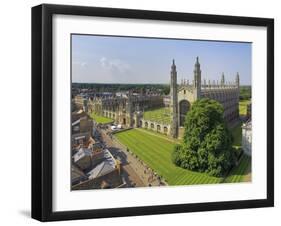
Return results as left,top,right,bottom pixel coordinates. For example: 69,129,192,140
100,128,165,187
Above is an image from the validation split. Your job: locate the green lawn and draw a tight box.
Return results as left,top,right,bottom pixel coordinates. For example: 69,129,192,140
143,107,172,124
226,123,251,183
115,128,222,186
224,154,251,183
90,112,113,124
231,122,242,148
115,127,251,185
239,99,250,116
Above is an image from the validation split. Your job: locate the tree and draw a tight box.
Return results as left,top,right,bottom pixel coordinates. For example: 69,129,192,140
172,98,235,177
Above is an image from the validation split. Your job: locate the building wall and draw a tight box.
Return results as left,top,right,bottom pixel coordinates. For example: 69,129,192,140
175,85,239,131
201,87,239,122
72,169,123,190
139,119,171,135
242,122,252,156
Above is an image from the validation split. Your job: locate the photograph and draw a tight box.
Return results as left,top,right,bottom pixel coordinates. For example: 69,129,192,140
71,34,252,190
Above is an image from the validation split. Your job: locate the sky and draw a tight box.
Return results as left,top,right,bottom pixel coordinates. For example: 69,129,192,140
72,34,251,85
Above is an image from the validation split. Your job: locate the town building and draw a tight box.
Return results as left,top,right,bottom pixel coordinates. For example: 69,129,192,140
72,149,124,190
71,164,87,186
73,148,93,170
242,120,252,156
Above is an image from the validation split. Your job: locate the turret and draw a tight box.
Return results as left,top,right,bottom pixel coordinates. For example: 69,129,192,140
126,90,133,127
170,59,177,106
170,59,178,138
236,72,240,88
221,73,225,86
193,56,201,99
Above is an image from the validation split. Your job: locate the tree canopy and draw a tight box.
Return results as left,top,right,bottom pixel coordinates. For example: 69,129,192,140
172,98,235,177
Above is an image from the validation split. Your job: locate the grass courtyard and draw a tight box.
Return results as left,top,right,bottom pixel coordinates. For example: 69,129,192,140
239,99,250,116
144,100,249,125
115,128,222,185
224,154,251,183
89,112,113,124
115,127,250,186
143,107,172,124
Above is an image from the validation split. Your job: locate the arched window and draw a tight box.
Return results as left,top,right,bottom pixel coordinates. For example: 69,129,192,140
163,126,168,134
179,100,190,126
157,125,161,132
145,122,148,128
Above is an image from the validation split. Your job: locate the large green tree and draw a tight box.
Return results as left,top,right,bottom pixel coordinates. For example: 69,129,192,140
172,98,235,177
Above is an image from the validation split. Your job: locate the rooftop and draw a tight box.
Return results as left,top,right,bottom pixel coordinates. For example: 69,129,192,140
73,148,92,162
87,149,116,180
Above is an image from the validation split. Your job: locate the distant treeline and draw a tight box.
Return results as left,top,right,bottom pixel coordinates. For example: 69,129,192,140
72,83,251,99
72,83,170,95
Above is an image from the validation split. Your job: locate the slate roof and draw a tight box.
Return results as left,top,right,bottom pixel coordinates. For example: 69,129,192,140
87,149,116,179
73,148,92,162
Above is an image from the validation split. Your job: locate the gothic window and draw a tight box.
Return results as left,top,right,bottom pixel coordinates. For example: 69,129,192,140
179,100,190,127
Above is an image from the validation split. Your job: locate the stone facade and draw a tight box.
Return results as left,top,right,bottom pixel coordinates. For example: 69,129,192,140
73,57,240,138
85,92,164,128
169,57,240,136
242,121,252,156
72,169,124,190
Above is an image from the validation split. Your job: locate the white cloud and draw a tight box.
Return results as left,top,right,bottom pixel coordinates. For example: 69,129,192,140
100,57,107,68
100,57,130,74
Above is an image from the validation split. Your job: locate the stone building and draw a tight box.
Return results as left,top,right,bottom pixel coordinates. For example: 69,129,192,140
73,57,240,138
73,148,93,170
85,92,163,127
168,57,240,138
72,149,124,190
242,120,252,156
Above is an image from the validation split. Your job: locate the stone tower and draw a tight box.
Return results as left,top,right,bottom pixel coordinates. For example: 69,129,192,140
236,72,240,88
235,72,240,118
221,72,225,86
170,59,178,138
126,90,133,127
193,57,201,100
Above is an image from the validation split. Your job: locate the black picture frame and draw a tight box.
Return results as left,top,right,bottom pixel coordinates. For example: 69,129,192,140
31,3,274,222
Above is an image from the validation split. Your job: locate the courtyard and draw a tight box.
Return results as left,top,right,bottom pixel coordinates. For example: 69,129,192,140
115,128,222,185
143,107,172,124
239,99,251,116
90,112,114,124
115,127,251,186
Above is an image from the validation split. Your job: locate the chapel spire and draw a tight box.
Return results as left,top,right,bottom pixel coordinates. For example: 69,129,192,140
193,56,201,99
236,72,240,88
221,72,225,86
